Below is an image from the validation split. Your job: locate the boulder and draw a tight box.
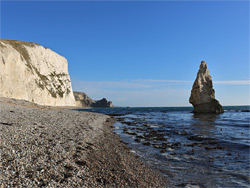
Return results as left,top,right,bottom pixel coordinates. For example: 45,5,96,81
189,61,223,114
0,39,76,106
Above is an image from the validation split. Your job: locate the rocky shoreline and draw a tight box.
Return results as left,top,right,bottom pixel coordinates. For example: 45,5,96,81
0,98,170,187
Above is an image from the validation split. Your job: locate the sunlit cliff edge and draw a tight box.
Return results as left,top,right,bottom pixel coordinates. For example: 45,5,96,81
0,39,76,106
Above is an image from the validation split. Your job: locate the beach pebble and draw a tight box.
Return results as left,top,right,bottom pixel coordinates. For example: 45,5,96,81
0,98,173,188
184,184,200,188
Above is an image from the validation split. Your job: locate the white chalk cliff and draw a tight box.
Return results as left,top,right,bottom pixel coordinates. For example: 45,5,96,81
0,39,76,106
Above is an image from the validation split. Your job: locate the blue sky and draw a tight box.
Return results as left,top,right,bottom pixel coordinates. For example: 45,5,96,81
1,1,249,106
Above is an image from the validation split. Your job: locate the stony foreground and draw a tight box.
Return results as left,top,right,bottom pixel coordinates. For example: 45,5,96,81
0,98,170,187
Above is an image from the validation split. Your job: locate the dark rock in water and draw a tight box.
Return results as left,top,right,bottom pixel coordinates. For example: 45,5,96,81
136,135,144,139
241,110,250,112
143,142,151,146
126,131,137,136
189,61,224,114
188,135,214,142
135,138,141,142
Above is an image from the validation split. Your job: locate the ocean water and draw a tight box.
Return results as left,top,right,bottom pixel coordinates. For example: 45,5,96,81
78,106,250,188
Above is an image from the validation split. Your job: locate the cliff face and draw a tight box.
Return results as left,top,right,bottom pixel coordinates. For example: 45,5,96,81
189,61,223,113
74,91,114,108
0,39,76,106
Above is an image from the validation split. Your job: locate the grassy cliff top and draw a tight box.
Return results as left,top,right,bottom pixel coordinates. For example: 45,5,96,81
0,38,41,48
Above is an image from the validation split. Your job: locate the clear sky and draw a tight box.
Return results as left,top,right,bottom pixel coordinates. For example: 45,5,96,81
1,0,249,107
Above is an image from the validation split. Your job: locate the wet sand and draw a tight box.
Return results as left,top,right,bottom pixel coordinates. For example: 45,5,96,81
0,98,171,187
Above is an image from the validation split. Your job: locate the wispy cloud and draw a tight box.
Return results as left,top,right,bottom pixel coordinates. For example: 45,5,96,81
72,79,250,93
71,79,250,106
72,79,192,94
71,79,192,106
214,80,250,85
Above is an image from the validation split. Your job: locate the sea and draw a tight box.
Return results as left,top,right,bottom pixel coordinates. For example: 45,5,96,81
78,106,250,188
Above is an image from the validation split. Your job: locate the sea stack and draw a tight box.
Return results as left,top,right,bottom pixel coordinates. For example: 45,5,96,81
189,61,224,114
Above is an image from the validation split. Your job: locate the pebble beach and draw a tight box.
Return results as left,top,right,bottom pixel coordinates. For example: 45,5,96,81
0,97,170,187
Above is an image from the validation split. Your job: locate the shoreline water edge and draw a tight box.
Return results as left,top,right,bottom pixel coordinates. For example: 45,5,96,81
80,106,250,188
0,98,171,188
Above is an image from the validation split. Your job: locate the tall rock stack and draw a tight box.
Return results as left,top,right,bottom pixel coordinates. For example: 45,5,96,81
0,39,76,106
189,61,224,114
